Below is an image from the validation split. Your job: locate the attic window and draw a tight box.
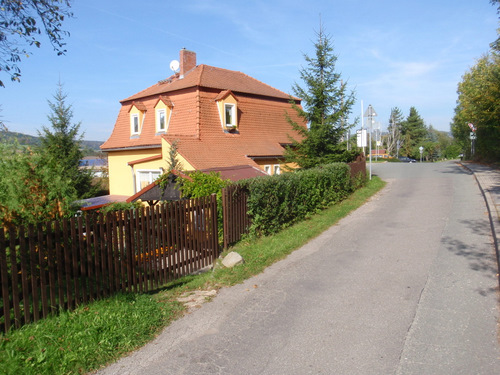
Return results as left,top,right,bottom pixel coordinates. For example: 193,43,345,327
157,109,166,132
216,90,238,132
131,114,140,135
154,96,173,134
129,102,146,137
225,104,236,128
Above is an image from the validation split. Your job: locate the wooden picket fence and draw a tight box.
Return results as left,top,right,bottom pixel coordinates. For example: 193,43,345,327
222,185,251,249
0,195,218,333
0,159,366,333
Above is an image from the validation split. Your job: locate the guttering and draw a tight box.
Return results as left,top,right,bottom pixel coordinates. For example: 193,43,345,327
100,144,162,152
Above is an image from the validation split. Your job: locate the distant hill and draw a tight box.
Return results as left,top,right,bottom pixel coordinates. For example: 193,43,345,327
0,131,104,155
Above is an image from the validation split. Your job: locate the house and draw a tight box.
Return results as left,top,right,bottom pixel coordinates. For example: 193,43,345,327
371,149,389,159
100,48,305,197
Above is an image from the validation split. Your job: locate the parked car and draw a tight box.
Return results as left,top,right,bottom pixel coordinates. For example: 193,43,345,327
398,156,417,163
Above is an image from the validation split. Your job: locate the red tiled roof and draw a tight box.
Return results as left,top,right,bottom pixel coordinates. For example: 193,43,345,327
101,60,306,173
200,165,267,181
129,101,147,112
122,64,293,102
160,90,303,171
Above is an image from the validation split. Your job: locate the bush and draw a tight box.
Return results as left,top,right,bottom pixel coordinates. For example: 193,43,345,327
240,163,352,236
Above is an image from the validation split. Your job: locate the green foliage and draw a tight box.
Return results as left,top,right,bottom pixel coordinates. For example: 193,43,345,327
99,201,142,215
0,293,176,375
0,0,73,87
0,141,77,228
177,170,231,241
451,52,500,161
177,171,231,200
400,107,427,158
285,25,356,169
38,83,97,199
240,163,353,236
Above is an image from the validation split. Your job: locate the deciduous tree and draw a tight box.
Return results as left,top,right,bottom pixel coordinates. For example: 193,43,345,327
0,0,73,87
451,52,500,161
386,107,404,157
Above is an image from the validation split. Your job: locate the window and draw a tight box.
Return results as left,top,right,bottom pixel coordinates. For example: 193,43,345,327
264,165,271,175
136,170,161,192
131,114,140,135
215,91,238,131
157,109,166,132
225,104,235,127
274,165,281,175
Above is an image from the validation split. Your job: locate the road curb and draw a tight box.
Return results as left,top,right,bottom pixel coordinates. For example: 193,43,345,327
459,162,500,288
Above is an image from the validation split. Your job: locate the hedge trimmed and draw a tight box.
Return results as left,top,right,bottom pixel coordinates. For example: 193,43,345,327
240,163,355,236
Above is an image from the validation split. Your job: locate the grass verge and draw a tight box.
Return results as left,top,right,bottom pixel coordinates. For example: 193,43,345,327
0,176,385,374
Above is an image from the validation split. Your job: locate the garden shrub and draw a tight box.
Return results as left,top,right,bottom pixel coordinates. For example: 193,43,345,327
240,163,352,236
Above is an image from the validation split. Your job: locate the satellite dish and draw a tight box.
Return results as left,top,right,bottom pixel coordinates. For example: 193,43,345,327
170,60,180,72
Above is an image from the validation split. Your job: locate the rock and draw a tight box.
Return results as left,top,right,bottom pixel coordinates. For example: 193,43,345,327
222,251,244,268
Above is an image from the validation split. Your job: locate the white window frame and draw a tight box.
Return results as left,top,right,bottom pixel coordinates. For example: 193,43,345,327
135,169,161,192
131,113,140,135
156,108,167,132
224,103,236,128
264,165,271,175
273,164,281,175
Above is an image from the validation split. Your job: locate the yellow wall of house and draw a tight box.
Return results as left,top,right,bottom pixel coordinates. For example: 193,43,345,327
161,139,195,172
253,158,296,175
107,148,164,196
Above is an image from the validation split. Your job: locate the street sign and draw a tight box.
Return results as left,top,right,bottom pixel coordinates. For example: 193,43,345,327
357,129,367,147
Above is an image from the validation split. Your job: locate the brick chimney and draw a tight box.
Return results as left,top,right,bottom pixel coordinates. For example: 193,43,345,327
179,48,196,77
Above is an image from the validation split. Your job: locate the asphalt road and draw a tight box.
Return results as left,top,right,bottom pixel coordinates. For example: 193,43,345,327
96,161,500,375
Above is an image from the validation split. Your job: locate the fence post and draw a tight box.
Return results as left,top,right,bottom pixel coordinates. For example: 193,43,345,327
222,187,228,250
210,193,219,264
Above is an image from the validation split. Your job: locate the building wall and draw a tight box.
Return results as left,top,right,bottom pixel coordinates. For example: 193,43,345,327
161,138,195,172
107,148,163,196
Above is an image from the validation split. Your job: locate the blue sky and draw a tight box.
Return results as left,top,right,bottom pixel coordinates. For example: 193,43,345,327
0,0,497,141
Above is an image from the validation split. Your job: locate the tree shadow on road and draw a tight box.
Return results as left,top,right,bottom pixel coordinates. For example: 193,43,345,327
441,219,499,297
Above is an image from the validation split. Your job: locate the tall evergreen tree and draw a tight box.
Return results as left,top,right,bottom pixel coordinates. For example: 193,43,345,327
400,107,427,158
284,25,357,169
38,83,95,199
0,141,76,228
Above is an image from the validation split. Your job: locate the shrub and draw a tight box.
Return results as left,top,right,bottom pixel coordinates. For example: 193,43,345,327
240,163,352,236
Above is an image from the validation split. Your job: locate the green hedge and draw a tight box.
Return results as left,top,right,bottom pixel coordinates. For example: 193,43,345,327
240,163,354,236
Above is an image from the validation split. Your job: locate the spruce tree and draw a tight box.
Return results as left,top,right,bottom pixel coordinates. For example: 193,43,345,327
401,107,427,158
38,83,95,199
284,25,356,169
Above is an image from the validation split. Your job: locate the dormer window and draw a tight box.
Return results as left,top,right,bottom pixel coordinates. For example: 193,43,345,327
131,114,140,135
154,96,173,134
215,90,238,132
157,109,166,131
129,101,147,137
225,104,236,128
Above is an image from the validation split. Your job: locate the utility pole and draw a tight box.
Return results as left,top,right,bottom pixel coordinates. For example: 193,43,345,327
364,104,377,180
